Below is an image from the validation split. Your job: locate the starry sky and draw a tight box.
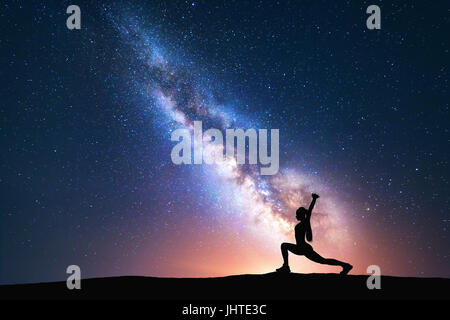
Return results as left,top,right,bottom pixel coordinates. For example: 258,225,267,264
1,1,449,284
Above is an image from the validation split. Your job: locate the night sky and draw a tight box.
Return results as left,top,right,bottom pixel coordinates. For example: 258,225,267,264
1,1,449,284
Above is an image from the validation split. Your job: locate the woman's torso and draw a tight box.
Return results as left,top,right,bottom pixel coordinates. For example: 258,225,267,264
295,222,306,244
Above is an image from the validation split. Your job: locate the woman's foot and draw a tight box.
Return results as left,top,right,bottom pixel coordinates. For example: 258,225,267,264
276,265,291,273
340,263,353,275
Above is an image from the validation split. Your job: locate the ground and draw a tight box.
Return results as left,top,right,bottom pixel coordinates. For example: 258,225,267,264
1,273,448,300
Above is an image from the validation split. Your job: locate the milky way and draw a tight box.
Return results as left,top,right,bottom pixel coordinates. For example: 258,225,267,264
111,15,354,252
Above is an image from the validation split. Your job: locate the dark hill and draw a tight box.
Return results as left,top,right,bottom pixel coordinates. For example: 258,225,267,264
0,273,448,300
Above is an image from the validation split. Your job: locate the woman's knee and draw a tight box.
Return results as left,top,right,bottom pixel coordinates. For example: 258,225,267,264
281,242,288,250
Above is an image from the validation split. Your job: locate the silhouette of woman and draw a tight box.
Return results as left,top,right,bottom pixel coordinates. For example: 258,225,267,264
276,193,353,274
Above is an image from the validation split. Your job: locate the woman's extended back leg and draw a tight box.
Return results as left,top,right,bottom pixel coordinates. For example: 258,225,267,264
304,249,353,274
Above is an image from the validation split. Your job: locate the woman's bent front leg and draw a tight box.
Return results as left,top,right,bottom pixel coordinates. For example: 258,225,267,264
281,242,301,265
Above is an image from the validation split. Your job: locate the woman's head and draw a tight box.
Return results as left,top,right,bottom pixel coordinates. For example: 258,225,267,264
296,207,307,221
